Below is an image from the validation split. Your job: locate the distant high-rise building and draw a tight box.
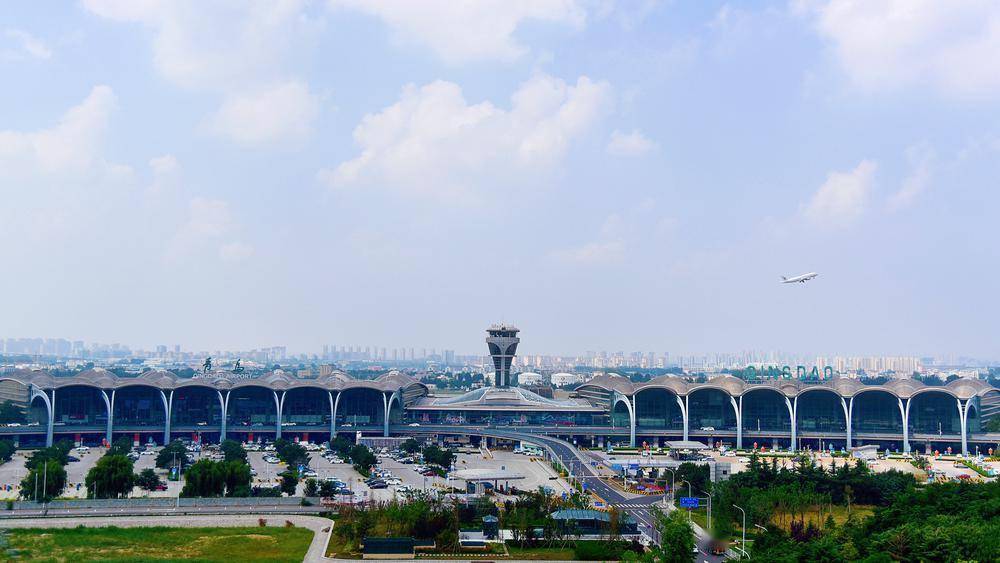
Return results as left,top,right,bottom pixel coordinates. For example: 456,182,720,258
486,324,520,387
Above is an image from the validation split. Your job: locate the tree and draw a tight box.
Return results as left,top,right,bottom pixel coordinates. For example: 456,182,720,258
304,478,319,497
26,442,71,470
106,436,134,457
274,439,309,468
181,459,225,497
85,454,135,499
136,468,162,491
400,438,422,454
220,439,248,463
642,508,695,563
350,444,376,475
422,445,456,468
279,470,299,496
222,460,252,497
181,459,251,497
674,462,710,495
330,436,353,458
319,479,337,497
0,440,15,463
20,459,67,502
156,440,190,470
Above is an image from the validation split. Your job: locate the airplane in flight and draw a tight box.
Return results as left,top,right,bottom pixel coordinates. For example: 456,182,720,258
781,272,818,284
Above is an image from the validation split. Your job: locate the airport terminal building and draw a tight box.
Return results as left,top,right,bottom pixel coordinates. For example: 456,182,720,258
0,366,996,456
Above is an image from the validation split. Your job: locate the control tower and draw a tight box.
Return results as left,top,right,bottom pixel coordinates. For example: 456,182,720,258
486,324,520,387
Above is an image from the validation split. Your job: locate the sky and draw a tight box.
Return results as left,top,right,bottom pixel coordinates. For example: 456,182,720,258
2,1,1000,358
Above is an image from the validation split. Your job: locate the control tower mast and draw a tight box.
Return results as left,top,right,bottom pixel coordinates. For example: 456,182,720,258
486,324,520,387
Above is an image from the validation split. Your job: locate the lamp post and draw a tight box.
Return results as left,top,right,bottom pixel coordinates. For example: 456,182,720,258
733,504,747,560
662,468,676,504
679,479,692,521
698,489,712,532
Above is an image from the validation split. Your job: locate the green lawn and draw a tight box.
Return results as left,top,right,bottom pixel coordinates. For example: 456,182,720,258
505,545,577,560
5,525,314,562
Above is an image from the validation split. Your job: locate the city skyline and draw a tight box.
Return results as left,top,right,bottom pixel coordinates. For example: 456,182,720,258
0,333,990,372
4,2,1000,356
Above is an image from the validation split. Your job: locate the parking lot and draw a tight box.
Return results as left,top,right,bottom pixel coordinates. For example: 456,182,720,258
0,440,579,501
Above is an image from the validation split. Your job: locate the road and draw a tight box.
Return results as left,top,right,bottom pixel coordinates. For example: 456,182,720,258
476,428,725,562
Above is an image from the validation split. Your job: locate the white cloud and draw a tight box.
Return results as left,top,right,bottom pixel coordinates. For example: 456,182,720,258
146,154,180,199
888,144,934,210
606,129,656,156
84,0,322,144
2,29,52,60
320,74,612,199
166,197,251,263
83,0,318,90
204,81,319,145
801,0,1000,98
803,159,876,227
554,240,626,265
219,241,255,262
0,85,117,176
329,0,586,64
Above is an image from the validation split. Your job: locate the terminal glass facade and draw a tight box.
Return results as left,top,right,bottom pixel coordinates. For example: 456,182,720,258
851,391,902,434
634,389,684,429
113,385,166,429
910,391,960,435
336,388,384,426
53,385,107,428
171,386,222,428
740,390,790,432
687,389,738,431
795,390,846,433
228,386,278,429
283,387,330,427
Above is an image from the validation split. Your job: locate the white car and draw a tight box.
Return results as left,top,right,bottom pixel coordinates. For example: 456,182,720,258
264,456,281,464
140,450,156,456
408,423,420,427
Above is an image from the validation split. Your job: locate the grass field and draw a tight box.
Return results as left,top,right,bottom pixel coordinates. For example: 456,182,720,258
504,545,576,560
5,525,314,562
687,503,874,538
771,504,874,531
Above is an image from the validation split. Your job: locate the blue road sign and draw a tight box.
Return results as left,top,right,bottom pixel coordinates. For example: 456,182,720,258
679,497,699,508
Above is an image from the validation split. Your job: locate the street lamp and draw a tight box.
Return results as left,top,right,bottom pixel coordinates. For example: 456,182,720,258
679,479,692,521
698,489,712,531
733,504,747,560
662,468,676,504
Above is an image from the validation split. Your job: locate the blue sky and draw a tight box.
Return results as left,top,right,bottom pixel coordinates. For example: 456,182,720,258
2,1,999,358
